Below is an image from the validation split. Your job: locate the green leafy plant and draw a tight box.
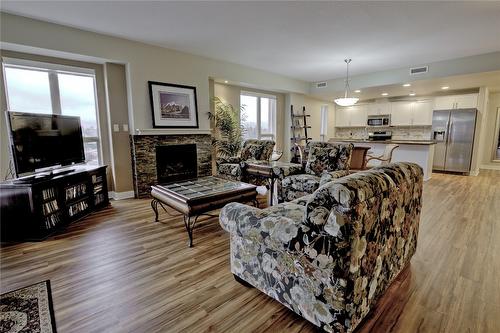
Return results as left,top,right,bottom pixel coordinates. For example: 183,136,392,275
208,97,246,159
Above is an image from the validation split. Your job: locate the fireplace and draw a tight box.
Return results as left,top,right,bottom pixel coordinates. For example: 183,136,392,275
156,144,197,183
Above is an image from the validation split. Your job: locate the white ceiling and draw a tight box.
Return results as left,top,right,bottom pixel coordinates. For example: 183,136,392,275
311,70,500,101
2,1,500,82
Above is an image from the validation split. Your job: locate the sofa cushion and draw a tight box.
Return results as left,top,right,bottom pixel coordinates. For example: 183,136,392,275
282,174,321,193
305,144,353,176
240,143,263,161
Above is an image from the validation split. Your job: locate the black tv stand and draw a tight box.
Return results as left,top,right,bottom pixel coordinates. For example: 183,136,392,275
51,168,75,176
0,165,109,241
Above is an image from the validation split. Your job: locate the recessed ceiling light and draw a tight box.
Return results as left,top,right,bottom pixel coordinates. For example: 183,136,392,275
381,92,389,96
354,89,361,93
403,83,411,87
409,92,416,96
224,80,228,83
441,86,449,90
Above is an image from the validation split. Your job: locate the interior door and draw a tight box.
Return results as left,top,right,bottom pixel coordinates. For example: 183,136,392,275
432,110,450,171
445,109,477,172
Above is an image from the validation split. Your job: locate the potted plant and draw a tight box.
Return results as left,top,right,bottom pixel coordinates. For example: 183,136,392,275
208,97,246,159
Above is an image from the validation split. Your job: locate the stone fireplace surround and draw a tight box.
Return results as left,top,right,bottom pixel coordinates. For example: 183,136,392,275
130,134,212,198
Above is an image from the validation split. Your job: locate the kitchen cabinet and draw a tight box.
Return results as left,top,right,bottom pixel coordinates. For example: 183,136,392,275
367,103,391,116
391,101,413,126
391,100,433,126
434,93,478,110
335,105,367,127
412,100,433,125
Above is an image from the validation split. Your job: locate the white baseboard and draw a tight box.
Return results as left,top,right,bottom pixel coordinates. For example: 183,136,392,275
480,164,500,171
469,170,480,176
109,190,135,200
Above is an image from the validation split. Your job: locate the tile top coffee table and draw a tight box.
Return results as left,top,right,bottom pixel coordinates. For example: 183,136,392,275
150,176,257,247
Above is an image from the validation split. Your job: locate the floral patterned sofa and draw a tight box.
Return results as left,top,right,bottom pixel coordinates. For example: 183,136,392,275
216,139,275,183
275,142,354,203
220,162,423,333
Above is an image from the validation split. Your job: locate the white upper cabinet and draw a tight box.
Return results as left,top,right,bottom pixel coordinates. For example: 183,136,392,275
391,100,433,126
434,93,478,110
412,100,433,126
391,101,413,126
335,105,367,127
335,107,350,127
367,102,391,116
454,94,478,109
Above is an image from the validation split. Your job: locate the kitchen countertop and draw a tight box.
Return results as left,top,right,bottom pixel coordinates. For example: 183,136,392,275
330,138,437,145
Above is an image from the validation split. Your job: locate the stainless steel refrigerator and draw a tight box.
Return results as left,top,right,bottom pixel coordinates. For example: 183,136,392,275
432,109,477,173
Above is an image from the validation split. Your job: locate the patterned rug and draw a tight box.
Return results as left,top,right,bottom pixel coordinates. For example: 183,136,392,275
0,280,57,333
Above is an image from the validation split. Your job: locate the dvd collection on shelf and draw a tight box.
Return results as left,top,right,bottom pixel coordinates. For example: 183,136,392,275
65,183,87,201
68,200,89,217
41,187,56,201
94,193,106,206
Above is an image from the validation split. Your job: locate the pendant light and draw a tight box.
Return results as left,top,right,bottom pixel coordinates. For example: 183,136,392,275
334,59,359,107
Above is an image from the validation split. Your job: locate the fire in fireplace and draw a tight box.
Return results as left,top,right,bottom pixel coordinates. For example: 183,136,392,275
156,144,197,183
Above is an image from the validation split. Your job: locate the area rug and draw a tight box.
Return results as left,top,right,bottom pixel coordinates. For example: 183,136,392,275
0,280,57,333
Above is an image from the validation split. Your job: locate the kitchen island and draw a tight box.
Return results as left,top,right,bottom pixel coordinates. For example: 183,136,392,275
330,138,436,181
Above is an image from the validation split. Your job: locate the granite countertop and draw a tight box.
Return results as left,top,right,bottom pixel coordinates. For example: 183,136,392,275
331,138,437,145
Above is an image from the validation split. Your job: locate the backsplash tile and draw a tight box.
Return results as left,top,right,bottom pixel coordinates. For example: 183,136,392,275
334,126,432,140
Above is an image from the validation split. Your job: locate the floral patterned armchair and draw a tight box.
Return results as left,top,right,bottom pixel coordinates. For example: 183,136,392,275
275,142,354,202
220,162,423,333
216,139,275,183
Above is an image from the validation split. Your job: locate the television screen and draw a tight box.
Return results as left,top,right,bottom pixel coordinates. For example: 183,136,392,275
6,112,85,176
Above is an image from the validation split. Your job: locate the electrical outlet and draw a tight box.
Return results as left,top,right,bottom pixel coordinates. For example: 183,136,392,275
113,124,119,132
122,124,129,132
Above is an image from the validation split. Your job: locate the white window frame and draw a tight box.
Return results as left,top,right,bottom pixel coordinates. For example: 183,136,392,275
2,57,102,165
493,107,500,162
320,105,329,142
240,91,277,141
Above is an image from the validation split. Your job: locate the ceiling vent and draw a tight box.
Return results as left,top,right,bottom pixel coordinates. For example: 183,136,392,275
316,81,328,88
410,66,428,75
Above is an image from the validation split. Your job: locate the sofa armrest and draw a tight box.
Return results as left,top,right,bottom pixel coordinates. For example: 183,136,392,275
220,202,302,249
319,169,350,186
272,163,304,180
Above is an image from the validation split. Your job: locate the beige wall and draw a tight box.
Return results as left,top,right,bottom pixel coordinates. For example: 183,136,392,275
0,50,114,189
213,82,286,153
283,93,336,161
481,91,500,169
104,63,134,193
0,12,309,135
0,12,311,191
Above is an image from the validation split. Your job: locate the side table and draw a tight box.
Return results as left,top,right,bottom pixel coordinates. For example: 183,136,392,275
245,161,302,206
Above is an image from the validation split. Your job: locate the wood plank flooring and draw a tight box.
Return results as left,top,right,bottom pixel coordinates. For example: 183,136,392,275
1,170,499,332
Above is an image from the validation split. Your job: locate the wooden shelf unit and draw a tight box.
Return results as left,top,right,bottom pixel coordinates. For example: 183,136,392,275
0,165,109,241
290,105,311,163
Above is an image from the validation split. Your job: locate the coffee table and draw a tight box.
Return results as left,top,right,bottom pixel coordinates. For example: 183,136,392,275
245,161,302,206
150,176,258,247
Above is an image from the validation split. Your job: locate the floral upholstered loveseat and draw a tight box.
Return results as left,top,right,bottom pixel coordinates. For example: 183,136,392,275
275,142,354,203
216,139,275,183
220,162,423,332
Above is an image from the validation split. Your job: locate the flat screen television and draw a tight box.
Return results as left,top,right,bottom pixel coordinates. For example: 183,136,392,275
6,111,86,176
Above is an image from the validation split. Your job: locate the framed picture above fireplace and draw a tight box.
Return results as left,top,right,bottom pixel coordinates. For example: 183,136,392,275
148,81,199,128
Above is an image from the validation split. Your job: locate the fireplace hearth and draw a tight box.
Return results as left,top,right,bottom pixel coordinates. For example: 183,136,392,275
156,144,197,183
130,134,212,198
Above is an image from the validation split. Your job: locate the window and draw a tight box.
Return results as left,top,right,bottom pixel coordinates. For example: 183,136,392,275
320,105,328,142
240,92,276,141
3,59,101,165
495,107,500,161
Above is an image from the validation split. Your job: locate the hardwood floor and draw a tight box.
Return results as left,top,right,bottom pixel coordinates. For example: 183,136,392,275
1,170,499,332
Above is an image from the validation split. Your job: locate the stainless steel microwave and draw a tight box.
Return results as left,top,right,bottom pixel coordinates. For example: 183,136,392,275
367,114,391,127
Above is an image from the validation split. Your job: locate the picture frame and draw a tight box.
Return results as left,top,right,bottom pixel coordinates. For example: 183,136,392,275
148,81,199,128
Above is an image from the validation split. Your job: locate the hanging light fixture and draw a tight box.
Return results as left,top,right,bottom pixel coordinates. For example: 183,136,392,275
334,59,359,107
